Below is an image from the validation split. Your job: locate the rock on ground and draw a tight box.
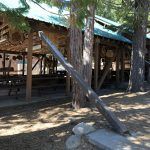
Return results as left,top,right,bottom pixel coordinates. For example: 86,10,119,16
72,122,95,136
65,135,81,150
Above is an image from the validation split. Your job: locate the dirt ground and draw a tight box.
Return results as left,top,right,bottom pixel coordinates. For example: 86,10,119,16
0,84,149,150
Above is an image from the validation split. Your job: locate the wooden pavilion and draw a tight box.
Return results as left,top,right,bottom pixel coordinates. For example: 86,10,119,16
0,0,149,102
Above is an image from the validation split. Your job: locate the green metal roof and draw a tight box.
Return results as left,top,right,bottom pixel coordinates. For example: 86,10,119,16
0,0,131,43
95,15,121,27
94,22,129,42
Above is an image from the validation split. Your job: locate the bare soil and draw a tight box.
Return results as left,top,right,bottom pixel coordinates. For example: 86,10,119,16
0,84,149,150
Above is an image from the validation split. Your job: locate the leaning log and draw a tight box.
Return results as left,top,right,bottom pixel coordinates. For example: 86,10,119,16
39,31,129,135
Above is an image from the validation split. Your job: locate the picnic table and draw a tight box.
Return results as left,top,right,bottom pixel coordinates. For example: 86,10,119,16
0,73,66,98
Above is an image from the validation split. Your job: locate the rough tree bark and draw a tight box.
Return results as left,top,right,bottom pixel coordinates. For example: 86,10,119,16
83,4,95,87
70,2,84,109
128,0,149,92
148,50,150,83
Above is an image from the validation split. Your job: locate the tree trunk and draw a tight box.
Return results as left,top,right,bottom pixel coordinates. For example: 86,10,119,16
70,3,84,109
148,50,150,83
83,4,95,86
128,0,149,92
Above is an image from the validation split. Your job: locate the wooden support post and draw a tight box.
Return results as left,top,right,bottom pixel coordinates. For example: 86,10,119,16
7,60,11,76
52,57,55,74
148,50,150,83
116,49,120,85
94,41,99,90
98,47,101,74
40,56,43,75
26,32,33,101
48,55,52,75
22,53,25,76
121,49,125,82
52,58,54,74
43,55,46,75
98,60,112,89
3,52,6,76
55,60,58,73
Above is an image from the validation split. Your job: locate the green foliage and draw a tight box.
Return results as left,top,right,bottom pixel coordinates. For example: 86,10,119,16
96,0,150,34
96,0,133,23
37,0,98,28
0,0,30,31
96,0,121,22
69,0,97,28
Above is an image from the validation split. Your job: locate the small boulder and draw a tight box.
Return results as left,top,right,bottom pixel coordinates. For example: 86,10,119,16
65,135,81,150
73,122,95,135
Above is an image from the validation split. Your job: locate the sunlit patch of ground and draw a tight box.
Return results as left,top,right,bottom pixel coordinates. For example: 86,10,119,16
0,85,149,149
0,105,101,136
100,89,150,149
0,103,103,150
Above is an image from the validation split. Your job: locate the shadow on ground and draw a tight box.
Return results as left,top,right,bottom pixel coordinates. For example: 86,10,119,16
0,87,149,150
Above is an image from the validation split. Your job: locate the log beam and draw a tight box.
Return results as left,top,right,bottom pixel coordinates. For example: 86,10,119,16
40,56,43,74
22,54,25,76
43,55,46,74
26,32,33,101
3,52,6,76
116,49,120,85
121,49,125,82
39,31,128,135
94,40,99,90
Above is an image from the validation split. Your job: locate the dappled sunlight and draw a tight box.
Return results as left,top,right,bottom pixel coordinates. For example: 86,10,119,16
127,133,150,148
123,92,149,98
0,104,101,136
102,93,150,136
101,91,149,99
100,92,124,98
120,103,149,110
97,89,150,147
0,88,149,149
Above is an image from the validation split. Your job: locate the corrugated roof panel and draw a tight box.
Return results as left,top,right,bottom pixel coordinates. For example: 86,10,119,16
23,1,69,28
0,0,131,43
95,15,120,27
94,22,131,43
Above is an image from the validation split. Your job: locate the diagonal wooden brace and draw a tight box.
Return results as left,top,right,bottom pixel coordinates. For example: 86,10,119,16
39,31,129,135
